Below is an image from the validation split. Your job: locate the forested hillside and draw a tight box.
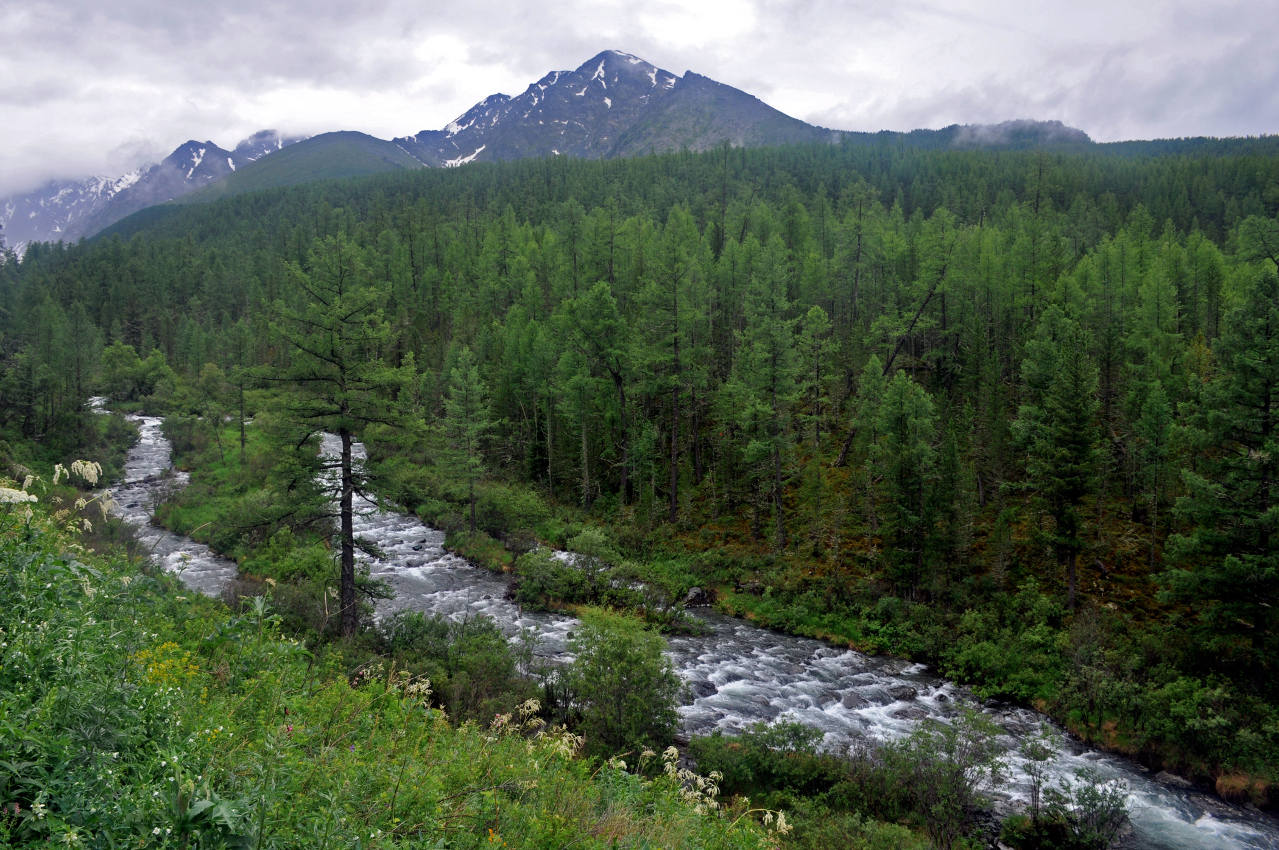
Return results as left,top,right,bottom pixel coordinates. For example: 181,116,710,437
2,136,1278,807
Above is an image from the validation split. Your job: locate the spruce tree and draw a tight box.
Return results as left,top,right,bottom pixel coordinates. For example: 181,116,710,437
1165,265,1279,686
1014,306,1101,608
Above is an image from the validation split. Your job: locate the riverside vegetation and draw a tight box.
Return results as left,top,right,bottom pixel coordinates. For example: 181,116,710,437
3,136,1279,845
0,473,789,848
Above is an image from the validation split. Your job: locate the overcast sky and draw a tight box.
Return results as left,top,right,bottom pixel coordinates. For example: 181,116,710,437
3,0,1278,196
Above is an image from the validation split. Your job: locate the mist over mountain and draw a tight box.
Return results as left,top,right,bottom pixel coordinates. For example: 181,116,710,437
1,130,303,251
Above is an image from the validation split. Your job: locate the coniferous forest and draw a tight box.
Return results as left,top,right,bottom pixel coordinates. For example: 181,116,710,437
3,137,1279,846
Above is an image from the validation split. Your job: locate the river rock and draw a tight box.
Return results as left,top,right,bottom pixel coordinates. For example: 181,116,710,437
683,586,712,607
892,706,930,721
841,692,868,709
1155,770,1194,789
887,684,918,701
689,680,717,699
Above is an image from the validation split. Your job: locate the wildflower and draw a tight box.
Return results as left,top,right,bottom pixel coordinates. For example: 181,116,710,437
0,487,36,504
70,460,102,485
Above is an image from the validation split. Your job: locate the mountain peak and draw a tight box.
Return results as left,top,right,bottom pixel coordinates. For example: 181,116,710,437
394,50,816,167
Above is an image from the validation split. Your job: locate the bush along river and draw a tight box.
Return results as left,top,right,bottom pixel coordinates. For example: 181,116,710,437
103,410,1279,850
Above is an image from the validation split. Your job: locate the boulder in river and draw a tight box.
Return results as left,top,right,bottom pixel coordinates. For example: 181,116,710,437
1155,770,1194,789
841,692,868,709
887,685,918,701
683,586,713,607
689,680,717,699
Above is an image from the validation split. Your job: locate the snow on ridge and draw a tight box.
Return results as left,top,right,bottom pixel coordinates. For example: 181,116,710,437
112,169,143,192
446,115,478,136
604,97,612,109
575,86,587,96
227,157,236,171
443,144,486,167
186,147,207,180
648,68,657,86
592,59,606,81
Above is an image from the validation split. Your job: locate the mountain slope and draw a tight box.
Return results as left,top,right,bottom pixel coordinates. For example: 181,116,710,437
610,71,834,156
1,170,146,249
185,131,426,200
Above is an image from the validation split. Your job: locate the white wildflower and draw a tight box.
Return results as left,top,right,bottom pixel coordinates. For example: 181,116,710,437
0,487,36,504
70,460,102,485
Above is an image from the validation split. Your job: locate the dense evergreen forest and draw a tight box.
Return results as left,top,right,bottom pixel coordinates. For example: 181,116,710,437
3,137,1278,819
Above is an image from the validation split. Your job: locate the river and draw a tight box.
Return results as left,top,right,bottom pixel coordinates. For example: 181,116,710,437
103,411,1279,850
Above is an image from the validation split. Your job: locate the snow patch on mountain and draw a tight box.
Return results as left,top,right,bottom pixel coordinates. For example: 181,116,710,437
444,145,486,167
186,147,207,179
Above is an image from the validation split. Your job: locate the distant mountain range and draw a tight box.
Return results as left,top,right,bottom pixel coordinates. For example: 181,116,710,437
0,50,1094,252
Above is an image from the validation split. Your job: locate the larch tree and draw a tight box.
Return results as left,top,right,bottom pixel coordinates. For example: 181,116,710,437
268,234,399,638
441,346,493,532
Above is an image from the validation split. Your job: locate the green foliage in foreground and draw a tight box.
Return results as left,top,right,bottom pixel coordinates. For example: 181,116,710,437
0,509,776,849
690,716,1130,850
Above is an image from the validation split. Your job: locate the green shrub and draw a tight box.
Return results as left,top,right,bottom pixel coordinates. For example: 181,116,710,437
561,609,683,758
380,611,533,721
445,528,511,572
688,721,840,798
512,548,589,608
